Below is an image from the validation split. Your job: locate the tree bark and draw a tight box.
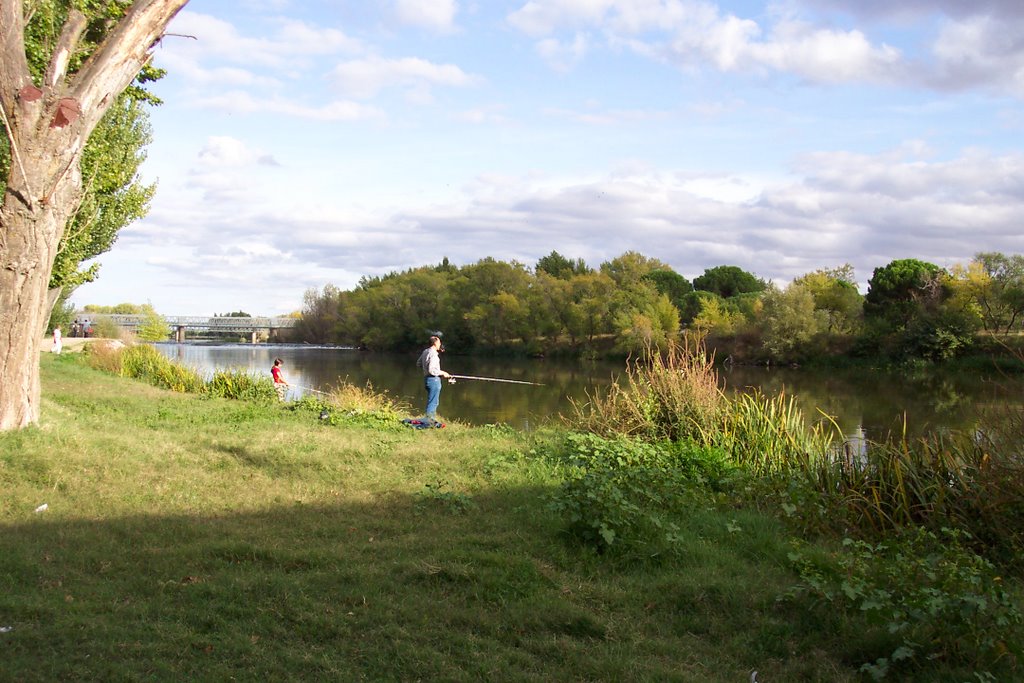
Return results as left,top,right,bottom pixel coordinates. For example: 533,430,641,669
0,0,189,430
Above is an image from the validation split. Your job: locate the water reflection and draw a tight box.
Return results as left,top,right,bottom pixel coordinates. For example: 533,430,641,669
156,343,621,428
154,343,1024,437
719,364,1016,442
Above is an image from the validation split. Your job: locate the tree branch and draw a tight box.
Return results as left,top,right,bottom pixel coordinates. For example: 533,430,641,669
68,0,190,131
0,0,31,114
43,10,88,89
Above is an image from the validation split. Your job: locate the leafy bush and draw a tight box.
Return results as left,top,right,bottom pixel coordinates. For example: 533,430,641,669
546,432,735,554
787,528,1022,680
289,394,406,430
415,480,476,515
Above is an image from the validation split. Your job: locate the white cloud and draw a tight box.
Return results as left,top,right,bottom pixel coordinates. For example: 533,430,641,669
165,12,365,69
190,90,384,121
928,14,1024,94
195,136,280,168
536,32,590,71
507,0,1024,94
542,103,672,125
395,0,459,31
332,56,482,100
454,104,510,124
509,1,903,84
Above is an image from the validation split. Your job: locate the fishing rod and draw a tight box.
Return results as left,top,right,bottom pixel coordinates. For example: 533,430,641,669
291,384,331,396
448,374,544,386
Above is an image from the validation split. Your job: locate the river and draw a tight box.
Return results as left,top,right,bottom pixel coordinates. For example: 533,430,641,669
155,343,1023,440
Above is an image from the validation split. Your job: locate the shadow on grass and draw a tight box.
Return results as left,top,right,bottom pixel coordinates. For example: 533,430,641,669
0,486,865,683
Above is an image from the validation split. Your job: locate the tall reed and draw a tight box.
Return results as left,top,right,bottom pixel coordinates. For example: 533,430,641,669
207,369,277,402
325,379,408,416
806,429,1024,562
118,344,206,393
568,338,724,442
709,390,839,477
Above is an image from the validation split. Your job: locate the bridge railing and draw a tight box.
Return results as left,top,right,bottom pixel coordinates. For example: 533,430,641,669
81,314,298,332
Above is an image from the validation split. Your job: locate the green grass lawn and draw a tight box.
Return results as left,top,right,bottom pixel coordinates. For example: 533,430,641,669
0,354,1013,681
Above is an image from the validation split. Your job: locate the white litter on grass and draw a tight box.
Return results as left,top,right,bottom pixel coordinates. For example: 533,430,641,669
0,626,12,633
34,503,48,513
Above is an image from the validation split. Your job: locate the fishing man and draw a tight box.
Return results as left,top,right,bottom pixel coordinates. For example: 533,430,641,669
416,332,452,426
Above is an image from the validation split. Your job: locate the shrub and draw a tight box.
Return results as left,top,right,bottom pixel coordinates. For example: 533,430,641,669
83,340,124,374
546,432,735,554
787,528,1022,680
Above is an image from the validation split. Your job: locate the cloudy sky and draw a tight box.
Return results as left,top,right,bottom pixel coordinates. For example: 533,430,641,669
71,0,1024,316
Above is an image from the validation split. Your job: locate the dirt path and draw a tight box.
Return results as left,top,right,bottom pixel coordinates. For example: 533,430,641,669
41,336,101,353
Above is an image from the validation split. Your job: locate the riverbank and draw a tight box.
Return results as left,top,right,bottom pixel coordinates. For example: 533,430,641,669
2,354,1019,681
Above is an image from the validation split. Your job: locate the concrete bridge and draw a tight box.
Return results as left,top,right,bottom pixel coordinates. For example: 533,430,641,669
80,314,299,343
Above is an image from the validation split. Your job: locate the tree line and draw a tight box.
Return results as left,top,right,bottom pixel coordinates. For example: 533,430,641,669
294,250,1024,363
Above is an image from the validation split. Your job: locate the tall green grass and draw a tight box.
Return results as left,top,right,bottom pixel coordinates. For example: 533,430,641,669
710,390,838,476
86,342,276,401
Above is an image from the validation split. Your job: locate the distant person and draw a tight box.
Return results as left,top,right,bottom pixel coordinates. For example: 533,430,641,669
416,332,452,426
71,319,80,337
271,358,289,401
51,326,62,354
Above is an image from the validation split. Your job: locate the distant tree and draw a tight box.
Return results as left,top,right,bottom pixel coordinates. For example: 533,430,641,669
526,271,572,346
678,290,719,324
693,265,766,298
969,252,1024,333
566,271,616,344
759,283,827,361
536,250,590,279
83,302,147,314
643,269,693,307
792,264,863,334
599,251,671,287
690,296,746,335
614,293,680,354
295,284,341,343
223,311,251,318
864,258,944,327
137,305,169,342
47,291,77,334
863,259,980,360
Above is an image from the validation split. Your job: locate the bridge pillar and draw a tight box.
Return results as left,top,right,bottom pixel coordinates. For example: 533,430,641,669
176,326,186,343
251,331,258,344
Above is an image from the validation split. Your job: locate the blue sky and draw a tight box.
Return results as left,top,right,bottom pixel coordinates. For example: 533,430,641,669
72,0,1024,316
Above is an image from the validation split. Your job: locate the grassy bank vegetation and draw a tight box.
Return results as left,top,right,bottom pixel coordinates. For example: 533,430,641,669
1,345,1021,681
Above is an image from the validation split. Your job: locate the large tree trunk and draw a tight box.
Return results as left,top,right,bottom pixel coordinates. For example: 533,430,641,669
0,0,189,430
